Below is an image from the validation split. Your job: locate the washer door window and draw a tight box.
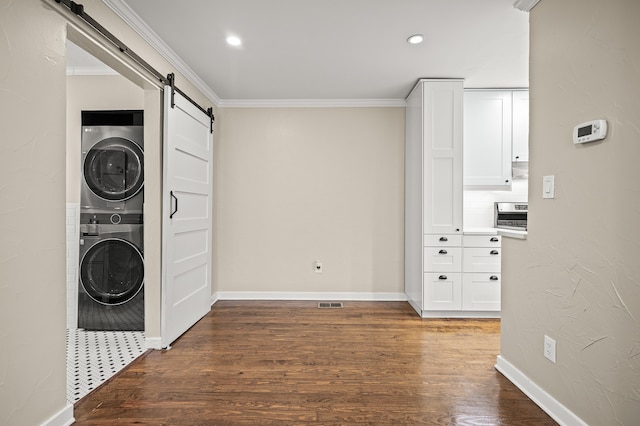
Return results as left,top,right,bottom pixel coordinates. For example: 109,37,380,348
80,238,144,305
84,137,144,201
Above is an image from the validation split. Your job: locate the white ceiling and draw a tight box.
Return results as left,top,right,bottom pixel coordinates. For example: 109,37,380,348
95,0,530,102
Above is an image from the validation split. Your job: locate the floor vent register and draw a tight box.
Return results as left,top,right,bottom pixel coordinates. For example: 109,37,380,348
317,302,344,309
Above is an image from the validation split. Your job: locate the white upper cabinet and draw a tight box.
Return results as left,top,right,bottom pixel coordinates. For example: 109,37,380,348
463,90,513,186
512,90,529,162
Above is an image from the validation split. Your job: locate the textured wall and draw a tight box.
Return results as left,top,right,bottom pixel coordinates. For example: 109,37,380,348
0,1,68,424
500,0,640,424
214,107,405,296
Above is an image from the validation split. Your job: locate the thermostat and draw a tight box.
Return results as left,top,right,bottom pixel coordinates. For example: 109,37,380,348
573,119,607,144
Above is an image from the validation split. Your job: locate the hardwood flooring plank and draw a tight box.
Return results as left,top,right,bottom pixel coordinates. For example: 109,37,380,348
73,301,555,425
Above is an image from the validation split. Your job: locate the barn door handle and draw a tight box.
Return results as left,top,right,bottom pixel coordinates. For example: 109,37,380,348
170,191,179,219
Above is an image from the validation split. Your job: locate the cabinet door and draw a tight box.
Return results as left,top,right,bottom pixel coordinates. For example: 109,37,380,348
424,247,462,272
512,91,529,162
463,235,501,248
463,247,502,273
423,81,463,234
463,91,512,186
462,273,501,311
424,273,462,310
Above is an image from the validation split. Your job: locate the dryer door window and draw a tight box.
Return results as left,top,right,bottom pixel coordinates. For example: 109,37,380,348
84,137,144,201
80,238,144,305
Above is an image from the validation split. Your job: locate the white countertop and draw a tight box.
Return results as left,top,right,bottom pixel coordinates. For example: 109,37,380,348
464,227,527,239
463,227,498,235
497,228,528,239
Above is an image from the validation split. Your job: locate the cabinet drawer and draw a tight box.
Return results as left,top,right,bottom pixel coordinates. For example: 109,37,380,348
424,234,462,247
424,247,462,272
424,273,462,311
463,247,501,273
462,273,501,311
463,235,501,248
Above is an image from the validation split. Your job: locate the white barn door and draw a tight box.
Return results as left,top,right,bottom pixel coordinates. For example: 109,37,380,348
161,88,213,348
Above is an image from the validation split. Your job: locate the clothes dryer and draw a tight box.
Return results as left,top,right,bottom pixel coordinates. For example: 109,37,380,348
81,110,144,214
78,212,144,331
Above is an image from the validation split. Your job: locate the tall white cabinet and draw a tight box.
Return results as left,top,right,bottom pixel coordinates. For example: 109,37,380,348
405,80,503,318
405,79,464,316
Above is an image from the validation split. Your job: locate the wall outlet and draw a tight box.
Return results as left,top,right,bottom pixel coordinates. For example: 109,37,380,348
544,335,556,363
314,260,322,273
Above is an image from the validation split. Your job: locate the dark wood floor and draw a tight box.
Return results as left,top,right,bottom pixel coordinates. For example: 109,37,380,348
74,301,556,425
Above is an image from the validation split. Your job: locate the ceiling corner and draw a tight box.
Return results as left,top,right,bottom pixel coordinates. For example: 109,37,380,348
513,0,541,12
102,0,222,106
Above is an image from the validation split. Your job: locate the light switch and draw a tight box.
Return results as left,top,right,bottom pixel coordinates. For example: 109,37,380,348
543,175,555,199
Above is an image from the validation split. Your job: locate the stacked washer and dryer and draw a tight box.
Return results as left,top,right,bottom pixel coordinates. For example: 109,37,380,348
78,110,145,331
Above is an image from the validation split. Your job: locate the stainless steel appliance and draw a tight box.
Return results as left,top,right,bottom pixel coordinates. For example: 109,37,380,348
495,202,528,230
78,212,144,331
81,110,144,214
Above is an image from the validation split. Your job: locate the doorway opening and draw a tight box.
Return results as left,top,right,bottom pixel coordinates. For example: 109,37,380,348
59,1,214,404
64,30,162,403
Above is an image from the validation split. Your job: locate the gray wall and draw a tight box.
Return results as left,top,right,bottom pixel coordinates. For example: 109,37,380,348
500,0,640,424
0,1,67,424
214,107,405,296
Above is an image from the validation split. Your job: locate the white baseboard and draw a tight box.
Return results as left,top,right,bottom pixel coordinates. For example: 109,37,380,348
40,403,74,426
211,293,219,306
421,310,500,319
495,355,587,426
216,291,408,302
145,336,162,350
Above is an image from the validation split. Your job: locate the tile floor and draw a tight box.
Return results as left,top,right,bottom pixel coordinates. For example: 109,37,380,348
66,329,145,404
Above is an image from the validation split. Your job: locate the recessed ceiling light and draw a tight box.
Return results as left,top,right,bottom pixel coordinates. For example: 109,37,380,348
407,34,424,44
226,36,242,46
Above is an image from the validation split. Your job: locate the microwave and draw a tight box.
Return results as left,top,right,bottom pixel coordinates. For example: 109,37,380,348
495,202,528,230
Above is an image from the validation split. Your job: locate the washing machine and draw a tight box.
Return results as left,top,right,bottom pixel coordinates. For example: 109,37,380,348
81,110,144,214
78,212,144,331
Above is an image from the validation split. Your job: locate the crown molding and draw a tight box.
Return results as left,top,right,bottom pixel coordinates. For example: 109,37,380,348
219,98,407,108
102,0,221,106
513,0,541,12
103,1,408,108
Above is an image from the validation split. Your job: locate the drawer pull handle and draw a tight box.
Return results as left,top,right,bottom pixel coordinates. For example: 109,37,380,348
490,250,499,255
439,249,448,255
490,275,499,281
490,237,499,242
439,236,448,242
439,275,448,280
